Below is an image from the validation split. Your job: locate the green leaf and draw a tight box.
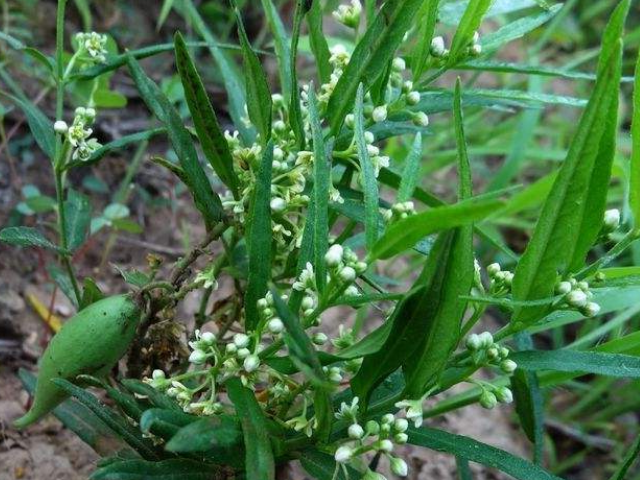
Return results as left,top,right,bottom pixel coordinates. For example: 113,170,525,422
299,449,360,480
354,83,380,253
260,0,291,98
288,0,310,150
308,86,330,292
232,0,273,143
307,0,331,84
226,377,276,480
453,79,472,201
91,459,220,480
126,56,223,230
64,189,91,251
80,277,104,310
18,369,129,457
511,1,627,326
157,0,175,30
397,133,423,203
166,416,243,466
52,378,159,460
121,380,180,412
449,0,492,62
456,457,473,480
140,408,196,440
408,427,563,480
47,263,78,307
180,0,253,142
327,0,426,135
244,142,274,331
271,290,333,440
609,434,640,480
511,350,640,378
174,32,239,198
510,333,544,464
412,0,440,80
480,4,562,53
0,226,65,254
2,93,55,159
77,375,144,423
369,197,502,261
630,49,640,228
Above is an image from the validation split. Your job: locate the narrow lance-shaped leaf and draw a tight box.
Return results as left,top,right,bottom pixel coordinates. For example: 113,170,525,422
226,377,276,480
244,142,274,331
92,459,224,480
355,84,380,253
2,92,55,160
231,0,273,144
401,80,474,399
289,0,311,149
511,350,640,378
412,0,440,81
307,0,331,84
126,56,224,230
630,48,640,227
260,0,291,99
511,1,627,326
327,0,426,135
609,434,640,480
397,133,423,203
0,226,67,254
174,31,239,198
64,189,91,252
308,86,330,293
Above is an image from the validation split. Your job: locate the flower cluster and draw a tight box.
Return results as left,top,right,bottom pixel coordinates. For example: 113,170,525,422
75,32,108,63
334,398,409,478
555,278,600,317
486,262,514,294
332,0,362,29
383,201,416,224
465,331,517,374
430,30,482,59
53,107,102,162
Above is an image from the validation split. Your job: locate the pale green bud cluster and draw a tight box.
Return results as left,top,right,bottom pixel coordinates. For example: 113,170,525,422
333,398,409,477
486,262,514,294
383,201,416,223
479,384,513,410
465,331,517,374
332,0,362,29
74,32,108,63
556,278,600,317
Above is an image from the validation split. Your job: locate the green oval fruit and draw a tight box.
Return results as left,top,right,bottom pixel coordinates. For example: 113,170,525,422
14,294,141,428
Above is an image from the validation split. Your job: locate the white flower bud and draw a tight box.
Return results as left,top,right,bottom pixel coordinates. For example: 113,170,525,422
345,113,355,128
394,418,409,432
339,266,357,282
479,390,497,409
75,106,86,116
364,131,375,143
603,209,620,230
390,457,408,477
478,331,494,348
392,57,406,71
234,333,250,348
495,386,513,404
312,332,329,345
54,120,69,134
301,296,315,310
412,111,429,127
372,105,388,123
394,432,408,444
237,347,250,359
381,413,395,424
566,289,588,308
555,281,572,295
226,343,238,354
243,354,260,372
270,197,286,212
487,263,501,276
407,91,421,105
472,31,480,44
469,44,482,56
365,420,380,435
152,369,165,380
84,107,96,119
430,36,446,57
325,244,344,267
189,349,207,365
267,317,285,334
348,423,365,439
500,359,518,374
344,285,360,296
334,445,354,463
378,439,394,453
200,331,216,345
581,302,601,317
466,334,481,350
257,298,269,309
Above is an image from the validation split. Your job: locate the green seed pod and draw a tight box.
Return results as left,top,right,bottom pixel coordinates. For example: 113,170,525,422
14,294,141,428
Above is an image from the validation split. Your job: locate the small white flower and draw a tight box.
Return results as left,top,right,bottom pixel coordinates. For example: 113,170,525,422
566,290,588,308
334,445,354,463
339,266,357,282
466,333,482,350
395,398,424,428
390,457,408,477
555,281,572,295
345,114,355,128
469,43,482,56
407,91,421,106
478,331,494,348
152,369,165,380
200,331,216,345
270,197,287,212
344,285,360,297
487,263,501,276
267,317,285,334
54,120,69,134
234,333,250,348
378,439,393,453
392,57,406,71
394,418,409,433
189,349,207,365
325,244,344,267
581,302,601,317
364,131,375,143
372,105,388,123
603,208,620,230
500,359,518,374
237,347,251,359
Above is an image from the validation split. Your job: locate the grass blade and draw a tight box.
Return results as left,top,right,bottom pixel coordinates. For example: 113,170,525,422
354,84,380,253
289,0,312,149
511,350,640,378
511,1,627,326
412,0,440,80
609,434,640,480
260,0,292,98
244,141,274,331
308,86,330,293
307,0,331,84
174,32,239,198
226,377,276,480
326,0,426,135
232,0,273,144
126,56,224,230
630,49,640,227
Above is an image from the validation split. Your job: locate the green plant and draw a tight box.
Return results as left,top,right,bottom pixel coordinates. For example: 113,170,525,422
2,0,640,478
